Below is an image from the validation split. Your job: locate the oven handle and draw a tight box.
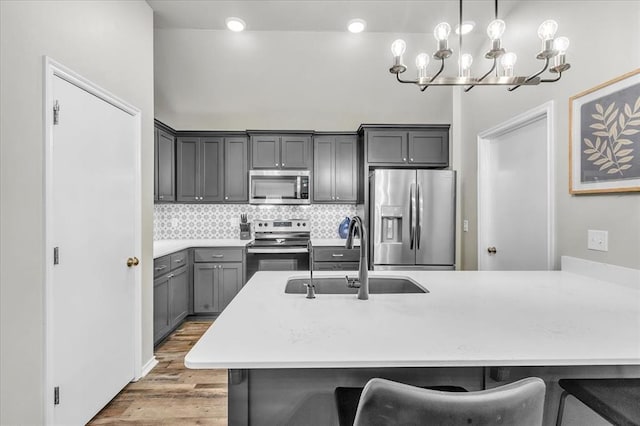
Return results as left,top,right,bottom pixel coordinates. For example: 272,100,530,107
247,248,309,254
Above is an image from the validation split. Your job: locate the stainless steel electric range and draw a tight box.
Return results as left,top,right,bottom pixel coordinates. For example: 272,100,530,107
246,219,310,281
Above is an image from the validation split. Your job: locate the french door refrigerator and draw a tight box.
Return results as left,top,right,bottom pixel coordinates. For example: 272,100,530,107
370,169,456,270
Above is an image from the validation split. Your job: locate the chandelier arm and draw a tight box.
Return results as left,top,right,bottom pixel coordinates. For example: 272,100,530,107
429,58,446,82
464,58,497,92
395,72,418,84
541,72,562,83
508,58,550,91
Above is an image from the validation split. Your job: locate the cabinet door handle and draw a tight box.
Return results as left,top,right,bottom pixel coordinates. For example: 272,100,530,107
211,254,224,258
332,254,344,257
154,265,167,271
175,259,183,263
167,273,174,278
410,158,414,162
275,163,279,166
159,195,164,199
403,157,407,161
225,196,229,200
336,197,340,200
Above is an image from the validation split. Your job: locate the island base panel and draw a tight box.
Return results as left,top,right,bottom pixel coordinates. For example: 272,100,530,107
229,367,483,426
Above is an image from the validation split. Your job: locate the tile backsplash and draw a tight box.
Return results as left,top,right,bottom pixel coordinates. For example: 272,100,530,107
154,204,357,240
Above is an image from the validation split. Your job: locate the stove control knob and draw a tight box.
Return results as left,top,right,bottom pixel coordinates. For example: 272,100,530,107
258,223,262,227
297,223,300,227
302,223,306,227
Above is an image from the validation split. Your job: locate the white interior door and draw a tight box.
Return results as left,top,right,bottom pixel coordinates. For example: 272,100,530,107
478,103,554,271
48,71,139,424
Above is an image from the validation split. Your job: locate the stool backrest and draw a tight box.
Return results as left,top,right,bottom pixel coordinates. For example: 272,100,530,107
354,377,546,426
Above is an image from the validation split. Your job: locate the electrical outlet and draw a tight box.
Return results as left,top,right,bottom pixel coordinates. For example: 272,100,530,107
587,229,608,251
230,217,240,227
171,218,180,228
463,220,469,232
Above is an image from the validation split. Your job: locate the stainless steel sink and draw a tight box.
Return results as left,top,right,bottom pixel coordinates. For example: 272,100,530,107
285,276,428,294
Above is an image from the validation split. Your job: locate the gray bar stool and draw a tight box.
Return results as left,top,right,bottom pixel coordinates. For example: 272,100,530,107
556,378,640,426
353,377,546,426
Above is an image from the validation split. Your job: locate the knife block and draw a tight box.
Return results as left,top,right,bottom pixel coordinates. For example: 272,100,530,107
239,223,252,240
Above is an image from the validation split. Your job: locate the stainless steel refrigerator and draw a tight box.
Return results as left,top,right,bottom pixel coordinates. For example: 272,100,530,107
370,169,456,270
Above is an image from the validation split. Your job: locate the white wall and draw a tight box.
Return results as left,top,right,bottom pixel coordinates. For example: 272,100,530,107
459,1,640,270
154,30,454,130
0,1,154,423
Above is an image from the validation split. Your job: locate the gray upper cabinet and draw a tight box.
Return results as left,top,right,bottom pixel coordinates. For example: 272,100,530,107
154,124,176,202
251,135,280,168
367,131,407,164
313,134,358,203
250,133,311,169
364,126,449,167
224,137,248,202
177,134,247,203
176,136,229,202
201,138,224,202
407,130,449,166
176,137,199,201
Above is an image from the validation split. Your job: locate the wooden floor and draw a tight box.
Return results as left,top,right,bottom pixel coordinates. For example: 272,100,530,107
89,319,228,425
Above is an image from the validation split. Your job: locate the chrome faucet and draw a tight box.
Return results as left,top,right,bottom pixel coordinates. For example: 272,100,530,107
345,215,368,300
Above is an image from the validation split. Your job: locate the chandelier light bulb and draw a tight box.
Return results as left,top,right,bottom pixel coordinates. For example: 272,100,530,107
391,39,407,57
500,52,518,76
416,53,430,69
416,53,430,79
434,22,451,41
459,53,473,70
537,20,558,41
486,19,506,41
553,36,570,54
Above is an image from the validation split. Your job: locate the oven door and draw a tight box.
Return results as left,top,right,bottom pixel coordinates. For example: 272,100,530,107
246,248,310,282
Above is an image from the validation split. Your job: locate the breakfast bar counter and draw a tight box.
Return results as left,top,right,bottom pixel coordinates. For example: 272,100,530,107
185,260,640,425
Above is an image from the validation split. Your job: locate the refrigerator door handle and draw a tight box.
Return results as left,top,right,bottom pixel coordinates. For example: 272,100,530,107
416,183,421,250
409,183,416,249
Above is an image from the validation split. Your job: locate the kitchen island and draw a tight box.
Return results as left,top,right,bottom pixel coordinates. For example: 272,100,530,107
185,257,640,425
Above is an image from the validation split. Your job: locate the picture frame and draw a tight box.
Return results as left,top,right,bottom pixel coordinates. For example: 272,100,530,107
569,69,640,194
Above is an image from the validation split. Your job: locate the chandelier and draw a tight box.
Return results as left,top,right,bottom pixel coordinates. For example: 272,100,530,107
389,0,571,92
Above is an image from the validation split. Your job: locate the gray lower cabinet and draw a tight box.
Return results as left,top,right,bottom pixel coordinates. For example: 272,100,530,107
363,126,450,167
154,250,190,345
193,247,246,314
311,246,360,271
154,125,175,202
313,134,358,203
250,133,312,169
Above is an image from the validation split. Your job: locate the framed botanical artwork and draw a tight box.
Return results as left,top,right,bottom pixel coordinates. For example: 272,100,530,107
569,68,640,194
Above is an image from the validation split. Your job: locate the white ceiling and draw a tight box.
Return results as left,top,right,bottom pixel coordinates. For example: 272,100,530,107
147,0,513,35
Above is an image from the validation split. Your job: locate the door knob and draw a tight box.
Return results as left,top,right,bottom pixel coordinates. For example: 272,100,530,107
487,247,497,254
127,257,140,267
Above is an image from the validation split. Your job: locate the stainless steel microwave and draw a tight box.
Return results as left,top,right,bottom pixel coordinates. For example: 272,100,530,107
249,170,310,204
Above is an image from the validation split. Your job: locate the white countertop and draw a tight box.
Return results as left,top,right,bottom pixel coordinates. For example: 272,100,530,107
154,239,251,258
185,269,640,369
311,238,359,247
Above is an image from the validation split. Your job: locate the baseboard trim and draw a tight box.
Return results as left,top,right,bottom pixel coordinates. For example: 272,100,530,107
561,256,640,289
135,356,158,381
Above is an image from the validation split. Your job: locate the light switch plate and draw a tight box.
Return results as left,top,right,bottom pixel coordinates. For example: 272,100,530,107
587,229,608,251
463,220,469,232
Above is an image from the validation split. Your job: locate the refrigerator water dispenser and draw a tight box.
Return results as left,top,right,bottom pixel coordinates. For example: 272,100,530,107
380,206,403,243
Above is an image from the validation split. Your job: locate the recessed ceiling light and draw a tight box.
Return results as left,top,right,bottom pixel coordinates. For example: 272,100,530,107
225,17,246,32
347,19,366,33
455,21,476,35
